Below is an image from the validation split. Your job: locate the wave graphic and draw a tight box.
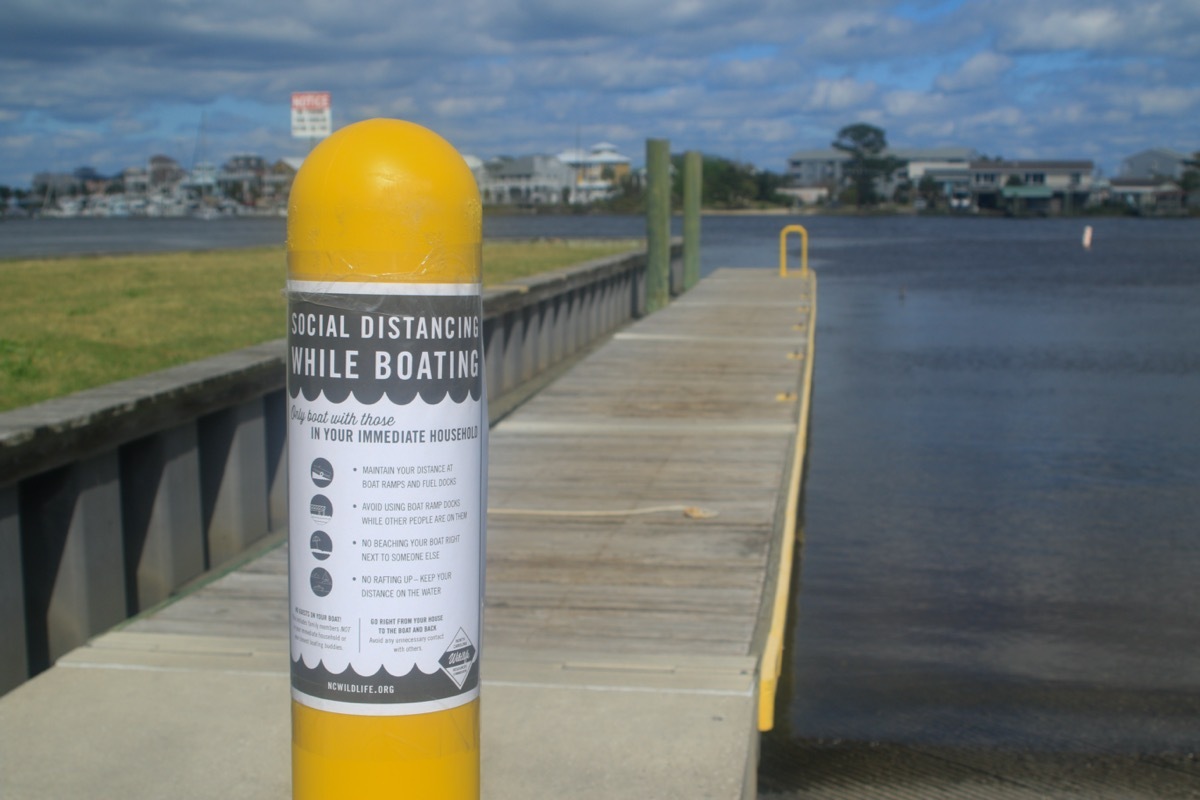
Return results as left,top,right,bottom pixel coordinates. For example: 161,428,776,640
292,657,479,705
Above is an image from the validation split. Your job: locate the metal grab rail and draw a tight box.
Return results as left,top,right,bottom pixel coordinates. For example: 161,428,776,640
779,224,809,278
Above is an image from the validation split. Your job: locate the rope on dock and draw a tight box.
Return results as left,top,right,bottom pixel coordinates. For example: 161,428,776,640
488,505,718,519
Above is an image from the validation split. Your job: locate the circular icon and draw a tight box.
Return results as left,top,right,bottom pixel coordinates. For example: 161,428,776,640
311,458,334,488
310,494,333,525
310,530,333,561
310,567,333,597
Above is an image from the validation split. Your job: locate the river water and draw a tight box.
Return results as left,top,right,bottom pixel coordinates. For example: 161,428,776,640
776,215,1200,759
5,214,1199,772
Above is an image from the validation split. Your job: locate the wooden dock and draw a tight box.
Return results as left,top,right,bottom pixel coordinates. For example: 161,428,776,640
0,267,816,800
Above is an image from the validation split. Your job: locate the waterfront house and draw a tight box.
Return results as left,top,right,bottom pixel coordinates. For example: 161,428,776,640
477,155,575,206
1109,177,1187,215
968,160,1094,214
786,146,976,201
1120,148,1191,181
555,142,633,204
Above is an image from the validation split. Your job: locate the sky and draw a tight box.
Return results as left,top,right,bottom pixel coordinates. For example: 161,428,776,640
1,0,1198,188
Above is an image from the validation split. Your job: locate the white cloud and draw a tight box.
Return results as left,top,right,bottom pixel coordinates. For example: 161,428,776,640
811,10,914,44
883,89,947,117
433,96,507,118
904,119,958,140
738,118,795,144
357,97,418,119
1137,87,1200,115
0,0,1198,186
990,1,1200,56
617,86,705,115
966,106,1024,128
935,51,1013,92
806,77,876,111
1001,8,1125,50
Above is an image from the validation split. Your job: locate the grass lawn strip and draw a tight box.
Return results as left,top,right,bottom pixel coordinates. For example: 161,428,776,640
0,239,641,411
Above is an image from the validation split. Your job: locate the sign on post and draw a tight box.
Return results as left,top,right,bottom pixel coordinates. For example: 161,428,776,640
291,92,332,139
287,118,486,799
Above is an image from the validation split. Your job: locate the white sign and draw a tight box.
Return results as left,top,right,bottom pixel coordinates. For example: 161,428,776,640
292,92,332,139
286,281,486,716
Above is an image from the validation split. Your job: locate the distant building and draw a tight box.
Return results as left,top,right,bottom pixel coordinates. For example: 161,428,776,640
901,148,978,182
968,159,1094,213
477,143,635,207
776,186,831,206
185,163,218,196
478,155,574,205
1120,148,1191,181
556,142,632,204
217,155,269,204
32,171,84,197
787,147,976,184
122,167,150,195
1108,177,1187,215
786,146,976,200
148,155,185,187
263,158,303,205
786,149,849,187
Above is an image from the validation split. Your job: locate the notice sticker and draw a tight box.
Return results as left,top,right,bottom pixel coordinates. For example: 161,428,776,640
287,281,485,716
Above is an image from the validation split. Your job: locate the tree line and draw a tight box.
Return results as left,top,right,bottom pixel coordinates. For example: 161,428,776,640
600,154,789,213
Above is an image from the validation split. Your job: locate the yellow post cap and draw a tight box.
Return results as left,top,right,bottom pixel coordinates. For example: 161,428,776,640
287,119,482,283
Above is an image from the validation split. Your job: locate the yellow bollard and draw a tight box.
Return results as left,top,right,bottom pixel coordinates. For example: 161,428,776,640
779,224,809,278
286,119,485,799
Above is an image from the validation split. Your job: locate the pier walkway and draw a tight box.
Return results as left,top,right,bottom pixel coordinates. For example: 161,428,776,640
0,267,816,800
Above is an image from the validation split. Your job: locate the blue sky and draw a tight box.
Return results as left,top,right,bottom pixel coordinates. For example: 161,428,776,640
1,0,1197,188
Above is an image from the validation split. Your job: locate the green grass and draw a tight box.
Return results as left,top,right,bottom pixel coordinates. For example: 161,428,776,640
0,239,641,411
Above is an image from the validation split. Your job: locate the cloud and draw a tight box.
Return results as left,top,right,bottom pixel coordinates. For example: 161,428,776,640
806,77,877,111
0,0,1198,187
988,0,1200,56
738,118,795,144
999,7,1126,50
966,106,1024,128
434,96,508,118
1137,87,1200,116
808,10,916,49
617,86,706,115
883,89,948,117
935,51,1013,92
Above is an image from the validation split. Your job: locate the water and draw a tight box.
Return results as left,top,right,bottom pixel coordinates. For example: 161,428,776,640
0,216,289,258
0,211,774,276
775,215,1200,759
6,212,1199,759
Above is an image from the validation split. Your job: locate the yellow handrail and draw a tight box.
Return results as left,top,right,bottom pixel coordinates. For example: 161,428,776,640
758,269,816,731
779,224,809,278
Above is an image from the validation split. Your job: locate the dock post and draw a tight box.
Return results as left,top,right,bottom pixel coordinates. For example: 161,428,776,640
683,150,702,290
645,138,671,312
287,119,485,800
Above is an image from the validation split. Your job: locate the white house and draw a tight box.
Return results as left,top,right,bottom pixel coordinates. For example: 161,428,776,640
474,143,634,206
1120,148,1192,181
555,142,633,204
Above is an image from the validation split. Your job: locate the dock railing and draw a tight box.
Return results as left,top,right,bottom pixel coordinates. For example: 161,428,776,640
0,241,682,694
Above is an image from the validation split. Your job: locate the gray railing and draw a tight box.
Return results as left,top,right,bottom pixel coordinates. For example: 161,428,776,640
0,243,682,694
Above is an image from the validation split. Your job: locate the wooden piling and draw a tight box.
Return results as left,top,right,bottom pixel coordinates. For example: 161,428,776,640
683,151,701,290
645,138,671,312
